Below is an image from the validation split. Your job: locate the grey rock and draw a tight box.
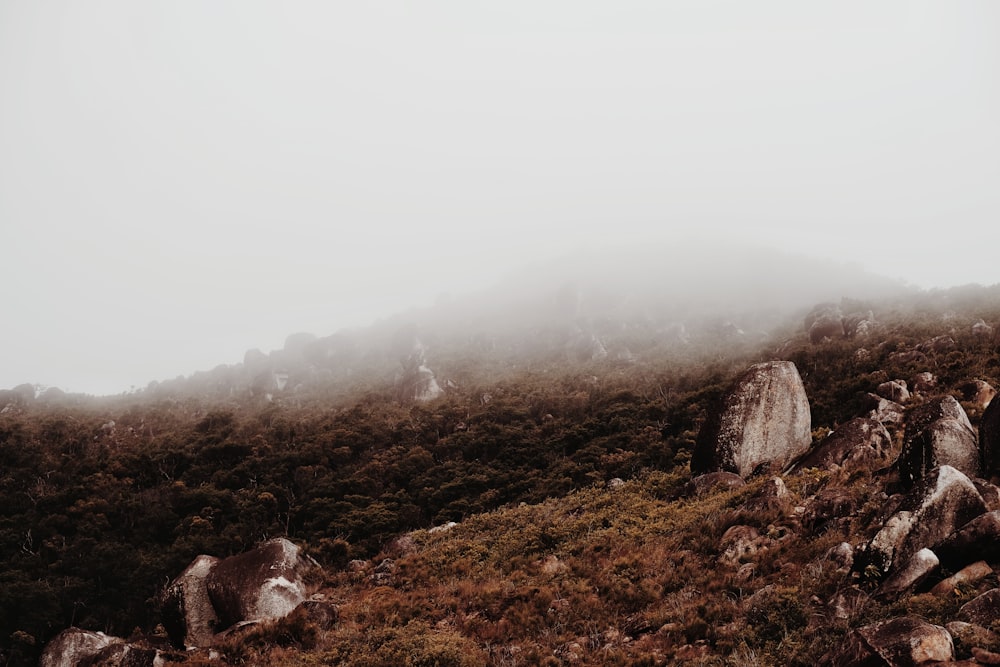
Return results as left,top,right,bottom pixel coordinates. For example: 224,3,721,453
207,538,315,631
865,393,906,426
875,548,939,601
692,361,811,478
827,616,953,666
960,589,1000,628
792,416,891,471
877,380,910,404
859,465,986,579
936,511,1000,571
931,561,993,597
160,554,220,649
39,628,118,667
898,395,978,488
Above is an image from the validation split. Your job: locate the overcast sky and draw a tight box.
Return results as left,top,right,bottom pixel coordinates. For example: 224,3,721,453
2,1,999,395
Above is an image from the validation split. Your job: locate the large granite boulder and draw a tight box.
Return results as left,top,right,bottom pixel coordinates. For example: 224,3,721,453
791,416,890,471
859,465,987,580
39,629,117,667
897,396,978,488
161,538,318,649
828,616,953,666
692,361,812,478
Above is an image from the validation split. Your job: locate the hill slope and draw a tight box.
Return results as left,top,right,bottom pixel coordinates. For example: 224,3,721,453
4,281,1000,666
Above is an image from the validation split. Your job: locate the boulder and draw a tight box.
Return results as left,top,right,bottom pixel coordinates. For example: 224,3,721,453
911,371,938,393
917,335,957,354
958,379,997,411
683,472,745,497
160,554,220,649
935,511,1000,571
876,380,910,404
959,589,1000,628
162,538,317,649
692,361,811,478
39,628,118,667
87,642,160,667
897,395,978,488
980,394,1000,479
843,310,876,338
875,548,939,601
859,465,987,579
973,319,995,340
792,417,891,471
930,561,993,597
829,616,953,666
206,538,316,631
865,393,906,426
805,303,845,343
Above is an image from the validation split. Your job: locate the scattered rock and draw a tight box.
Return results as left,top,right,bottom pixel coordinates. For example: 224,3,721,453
898,396,978,488
859,465,987,579
692,361,811,478
828,616,953,666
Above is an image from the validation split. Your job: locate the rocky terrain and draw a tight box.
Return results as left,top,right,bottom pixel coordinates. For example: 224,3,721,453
6,282,1000,666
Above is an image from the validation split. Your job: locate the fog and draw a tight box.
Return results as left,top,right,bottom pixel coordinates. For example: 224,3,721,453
1,2,999,395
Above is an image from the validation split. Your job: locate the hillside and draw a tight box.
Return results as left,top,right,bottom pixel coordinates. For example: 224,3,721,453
5,281,1000,666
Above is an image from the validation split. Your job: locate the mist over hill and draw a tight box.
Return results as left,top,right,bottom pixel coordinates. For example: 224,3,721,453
110,241,912,404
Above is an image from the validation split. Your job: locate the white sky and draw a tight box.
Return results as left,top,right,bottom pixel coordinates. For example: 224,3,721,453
1,1,999,395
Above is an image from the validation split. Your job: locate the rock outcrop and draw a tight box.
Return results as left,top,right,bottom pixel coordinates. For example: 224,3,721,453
858,465,987,580
897,395,978,488
692,361,811,478
161,538,318,649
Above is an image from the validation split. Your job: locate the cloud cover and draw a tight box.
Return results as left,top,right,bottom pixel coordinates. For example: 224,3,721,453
1,1,999,394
